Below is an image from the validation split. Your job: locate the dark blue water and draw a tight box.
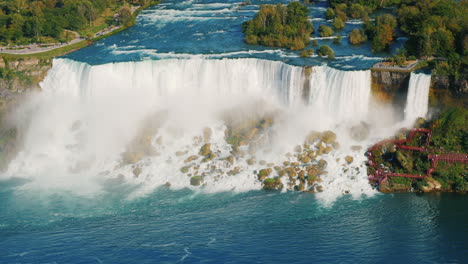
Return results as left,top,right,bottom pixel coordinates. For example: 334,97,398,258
1,180,467,263
65,0,405,70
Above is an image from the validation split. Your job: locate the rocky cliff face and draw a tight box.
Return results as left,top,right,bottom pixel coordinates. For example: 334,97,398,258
371,70,410,105
0,57,52,109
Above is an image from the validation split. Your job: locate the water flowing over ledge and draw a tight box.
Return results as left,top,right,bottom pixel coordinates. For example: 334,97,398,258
1,58,431,204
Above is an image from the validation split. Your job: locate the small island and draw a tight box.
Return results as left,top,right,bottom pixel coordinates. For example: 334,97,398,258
242,2,314,50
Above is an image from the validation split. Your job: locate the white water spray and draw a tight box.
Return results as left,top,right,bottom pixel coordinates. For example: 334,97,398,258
404,72,431,124
2,58,417,203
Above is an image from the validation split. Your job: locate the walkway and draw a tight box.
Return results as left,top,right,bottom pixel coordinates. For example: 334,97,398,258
0,5,141,55
371,60,420,72
366,128,468,184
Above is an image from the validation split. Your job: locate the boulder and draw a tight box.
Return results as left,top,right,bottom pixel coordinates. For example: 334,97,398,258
345,156,354,164
321,130,337,144
199,143,212,156
190,176,203,186
257,168,273,181
184,155,199,163
133,167,142,177
263,177,284,190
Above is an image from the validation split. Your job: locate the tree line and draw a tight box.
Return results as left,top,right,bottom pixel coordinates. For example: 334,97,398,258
0,0,154,45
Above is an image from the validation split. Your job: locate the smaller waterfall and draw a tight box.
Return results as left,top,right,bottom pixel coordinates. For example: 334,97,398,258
404,72,431,124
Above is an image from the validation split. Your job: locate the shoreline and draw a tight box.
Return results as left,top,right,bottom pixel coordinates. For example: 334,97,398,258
0,1,162,60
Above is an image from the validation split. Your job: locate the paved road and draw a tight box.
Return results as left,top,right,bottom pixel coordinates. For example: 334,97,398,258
0,31,84,55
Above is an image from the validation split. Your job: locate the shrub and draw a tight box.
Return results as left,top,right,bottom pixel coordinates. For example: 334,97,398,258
332,17,345,30
348,28,366,45
318,25,333,37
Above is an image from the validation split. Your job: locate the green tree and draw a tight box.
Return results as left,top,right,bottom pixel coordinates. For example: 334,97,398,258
318,25,333,37
348,28,366,45
332,17,344,30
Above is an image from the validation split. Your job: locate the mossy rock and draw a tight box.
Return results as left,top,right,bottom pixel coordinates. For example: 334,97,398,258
257,168,273,181
228,167,241,175
301,156,311,164
345,156,354,164
201,153,217,163
263,177,284,191
180,166,190,173
305,131,321,144
199,143,212,156
318,159,328,169
247,158,255,165
225,155,235,165
190,176,203,186
184,155,199,163
321,130,337,144
323,146,333,154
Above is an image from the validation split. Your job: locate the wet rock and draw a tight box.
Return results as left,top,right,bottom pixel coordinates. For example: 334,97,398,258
318,159,328,169
133,167,142,177
305,131,321,144
184,155,199,163
199,143,212,156
323,146,333,154
228,167,241,175
190,176,203,186
225,155,235,165
247,158,255,165
316,185,324,192
257,168,273,181
295,183,305,192
180,166,190,173
301,156,311,164
321,130,337,144
201,153,217,163
263,177,284,191
345,156,354,164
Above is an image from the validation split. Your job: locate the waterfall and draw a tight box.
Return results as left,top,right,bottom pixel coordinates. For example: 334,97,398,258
308,66,371,123
404,72,431,124
2,58,378,203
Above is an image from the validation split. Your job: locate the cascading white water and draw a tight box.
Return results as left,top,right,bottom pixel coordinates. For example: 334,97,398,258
404,72,431,124
2,58,384,203
308,66,371,123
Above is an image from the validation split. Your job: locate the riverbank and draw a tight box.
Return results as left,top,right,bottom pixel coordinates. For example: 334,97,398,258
0,1,162,60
